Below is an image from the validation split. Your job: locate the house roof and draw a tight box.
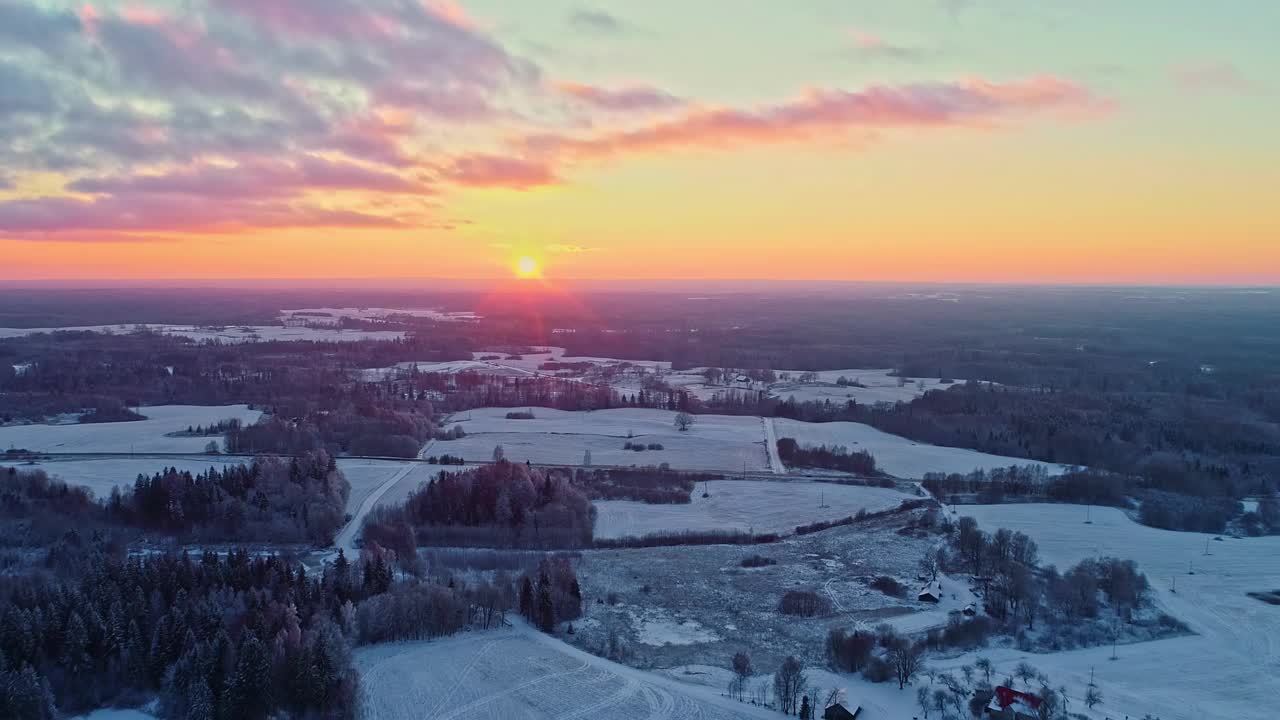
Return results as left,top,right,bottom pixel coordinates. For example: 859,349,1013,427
989,686,1042,714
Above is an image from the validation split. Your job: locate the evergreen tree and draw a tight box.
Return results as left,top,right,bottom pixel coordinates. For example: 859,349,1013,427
536,569,555,632
519,577,534,621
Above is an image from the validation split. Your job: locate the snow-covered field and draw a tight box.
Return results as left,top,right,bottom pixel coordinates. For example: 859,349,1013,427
0,456,245,497
436,408,773,472
0,405,262,453
279,307,479,324
593,479,915,540
0,324,406,343
773,418,1065,479
948,503,1280,720
355,624,777,720
769,368,962,405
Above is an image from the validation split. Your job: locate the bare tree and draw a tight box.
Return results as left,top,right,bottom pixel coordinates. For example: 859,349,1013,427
773,656,807,714
674,411,695,432
916,686,930,718
889,639,926,690
918,553,939,581
974,657,993,685
730,650,753,701
492,444,505,462
1084,686,1103,709
582,449,592,467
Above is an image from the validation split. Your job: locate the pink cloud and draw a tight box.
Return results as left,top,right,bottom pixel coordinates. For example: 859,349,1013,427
68,157,432,198
524,76,1101,160
556,81,685,112
443,154,557,190
0,194,402,234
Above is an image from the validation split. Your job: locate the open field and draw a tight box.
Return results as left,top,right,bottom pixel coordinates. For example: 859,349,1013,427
436,407,772,472
279,307,479,324
593,479,917,540
0,404,262,453
945,503,1280,720
768,368,964,405
0,324,406,343
0,456,245,498
573,509,939,672
773,418,1066,479
355,623,778,720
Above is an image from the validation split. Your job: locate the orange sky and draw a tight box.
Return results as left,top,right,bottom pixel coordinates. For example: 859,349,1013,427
2,1,1277,283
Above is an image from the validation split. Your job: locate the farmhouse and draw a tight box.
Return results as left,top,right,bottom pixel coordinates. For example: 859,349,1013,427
917,581,943,603
985,685,1041,720
822,701,861,720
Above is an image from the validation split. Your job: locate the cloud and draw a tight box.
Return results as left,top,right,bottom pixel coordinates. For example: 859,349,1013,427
547,244,598,253
1172,61,1250,93
843,30,930,63
522,76,1103,161
68,158,432,199
443,155,558,190
569,8,631,33
0,175,12,191
0,194,400,235
557,82,685,112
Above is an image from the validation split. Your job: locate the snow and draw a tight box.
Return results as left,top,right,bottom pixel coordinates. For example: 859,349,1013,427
279,307,479,324
630,609,722,646
436,407,772,472
355,622,779,720
768,368,963,405
593,479,915,540
0,404,262,453
772,418,1067,479
0,324,405,343
72,711,155,720
945,503,1280,720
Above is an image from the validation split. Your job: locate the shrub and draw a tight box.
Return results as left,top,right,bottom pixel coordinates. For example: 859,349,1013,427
862,656,893,683
741,554,776,568
778,589,831,617
869,576,906,598
505,410,536,420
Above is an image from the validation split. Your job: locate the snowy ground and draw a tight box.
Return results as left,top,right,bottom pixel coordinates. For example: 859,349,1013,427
0,324,405,343
942,503,1280,720
0,404,262,453
355,622,778,720
279,307,479,324
574,511,936,673
593,479,916,540
773,418,1066,479
72,710,155,720
436,407,772,473
768,368,967,406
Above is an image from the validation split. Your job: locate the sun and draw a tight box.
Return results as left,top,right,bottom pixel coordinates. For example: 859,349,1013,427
516,256,539,277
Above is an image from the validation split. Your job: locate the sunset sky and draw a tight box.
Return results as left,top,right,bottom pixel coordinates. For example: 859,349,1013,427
1,0,1277,283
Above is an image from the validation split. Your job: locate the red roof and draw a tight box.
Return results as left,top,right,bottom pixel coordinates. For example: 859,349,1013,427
993,686,1042,710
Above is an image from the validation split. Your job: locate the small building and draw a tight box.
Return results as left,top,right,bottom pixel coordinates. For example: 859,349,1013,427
823,701,861,720
985,686,1041,720
917,581,943,603
962,603,978,616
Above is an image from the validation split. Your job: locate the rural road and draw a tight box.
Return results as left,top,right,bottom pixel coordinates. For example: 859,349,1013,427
761,417,785,474
332,462,416,556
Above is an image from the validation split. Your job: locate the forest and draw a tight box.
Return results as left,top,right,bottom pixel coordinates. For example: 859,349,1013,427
362,461,597,553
